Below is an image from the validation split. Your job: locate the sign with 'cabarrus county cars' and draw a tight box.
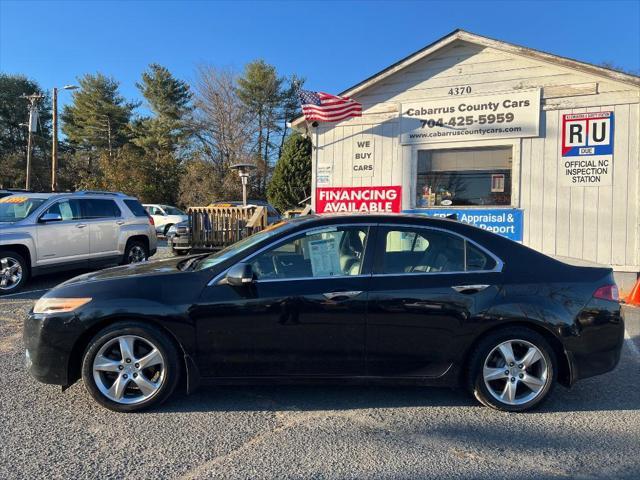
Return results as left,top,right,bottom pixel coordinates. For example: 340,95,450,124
401,89,541,144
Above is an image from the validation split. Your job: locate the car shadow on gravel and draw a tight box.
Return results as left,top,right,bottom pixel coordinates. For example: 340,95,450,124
159,385,477,413
155,368,639,415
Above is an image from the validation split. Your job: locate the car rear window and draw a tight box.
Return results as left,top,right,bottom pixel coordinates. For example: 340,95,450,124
124,199,148,217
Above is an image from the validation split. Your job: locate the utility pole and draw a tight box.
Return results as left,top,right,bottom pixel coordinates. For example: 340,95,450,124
20,93,44,191
51,88,58,192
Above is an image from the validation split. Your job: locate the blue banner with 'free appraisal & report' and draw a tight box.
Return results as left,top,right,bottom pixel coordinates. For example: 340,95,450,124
403,208,524,242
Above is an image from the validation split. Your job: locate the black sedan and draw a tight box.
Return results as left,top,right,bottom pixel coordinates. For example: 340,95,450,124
24,214,623,412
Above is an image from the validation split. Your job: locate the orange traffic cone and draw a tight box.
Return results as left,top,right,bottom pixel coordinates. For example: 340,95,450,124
625,277,640,307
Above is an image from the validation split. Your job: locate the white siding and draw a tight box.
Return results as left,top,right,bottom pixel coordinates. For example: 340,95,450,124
312,40,640,271
519,103,639,270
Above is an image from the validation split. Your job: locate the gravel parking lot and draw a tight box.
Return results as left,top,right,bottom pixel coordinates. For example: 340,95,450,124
1,244,639,479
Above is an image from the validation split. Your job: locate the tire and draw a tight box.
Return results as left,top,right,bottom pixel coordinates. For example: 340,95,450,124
163,224,174,236
123,240,149,264
81,321,180,412
467,327,556,412
0,250,29,295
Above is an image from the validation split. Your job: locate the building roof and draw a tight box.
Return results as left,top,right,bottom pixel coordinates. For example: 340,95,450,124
291,29,640,128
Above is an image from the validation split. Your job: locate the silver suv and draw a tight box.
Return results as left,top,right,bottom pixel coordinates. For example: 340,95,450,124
0,191,157,294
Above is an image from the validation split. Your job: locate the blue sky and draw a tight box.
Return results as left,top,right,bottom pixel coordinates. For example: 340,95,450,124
1,0,639,114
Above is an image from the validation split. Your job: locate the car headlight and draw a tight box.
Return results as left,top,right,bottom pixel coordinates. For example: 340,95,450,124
33,297,92,314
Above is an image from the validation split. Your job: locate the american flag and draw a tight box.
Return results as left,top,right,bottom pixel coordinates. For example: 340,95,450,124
298,89,362,123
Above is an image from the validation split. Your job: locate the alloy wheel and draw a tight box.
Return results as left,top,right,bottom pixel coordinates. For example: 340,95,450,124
0,257,23,291
127,245,146,263
482,339,548,406
92,335,165,405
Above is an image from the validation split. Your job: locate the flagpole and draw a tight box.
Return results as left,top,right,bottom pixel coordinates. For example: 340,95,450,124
313,121,319,212
296,84,319,213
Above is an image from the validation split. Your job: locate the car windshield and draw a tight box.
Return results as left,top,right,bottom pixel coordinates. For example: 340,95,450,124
0,196,47,222
195,220,293,270
163,206,185,215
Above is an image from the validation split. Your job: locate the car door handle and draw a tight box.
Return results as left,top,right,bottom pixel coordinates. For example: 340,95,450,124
451,284,490,294
116,220,125,225
323,291,363,300
76,223,87,229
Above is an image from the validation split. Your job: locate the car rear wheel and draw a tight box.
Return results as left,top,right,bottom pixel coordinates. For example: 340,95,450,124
0,250,28,295
81,322,180,412
123,240,148,264
468,327,556,412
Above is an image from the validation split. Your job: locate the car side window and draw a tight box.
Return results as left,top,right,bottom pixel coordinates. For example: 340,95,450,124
379,227,499,274
81,199,121,219
380,228,465,274
250,226,369,280
466,242,497,271
43,199,82,221
385,230,430,253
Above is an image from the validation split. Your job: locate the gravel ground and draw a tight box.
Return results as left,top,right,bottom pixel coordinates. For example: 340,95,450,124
0,246,639,479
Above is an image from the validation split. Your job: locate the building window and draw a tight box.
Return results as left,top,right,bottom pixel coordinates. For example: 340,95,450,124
416,147,512,207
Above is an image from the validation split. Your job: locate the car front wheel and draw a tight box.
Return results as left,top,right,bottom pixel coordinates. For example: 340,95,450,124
0,250,28,295
81,322,180,412
468,327,556,412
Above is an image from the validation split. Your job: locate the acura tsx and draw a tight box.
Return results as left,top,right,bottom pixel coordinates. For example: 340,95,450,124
24,214,623,412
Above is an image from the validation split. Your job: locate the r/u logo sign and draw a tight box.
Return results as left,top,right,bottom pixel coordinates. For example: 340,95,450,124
561,112,614,157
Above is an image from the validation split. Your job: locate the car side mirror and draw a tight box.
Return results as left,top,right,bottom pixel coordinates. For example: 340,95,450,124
224,263,254,287
39,213,63,223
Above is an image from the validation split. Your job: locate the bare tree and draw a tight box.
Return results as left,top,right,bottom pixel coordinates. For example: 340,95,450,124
180,66,257,203
193,66,255,174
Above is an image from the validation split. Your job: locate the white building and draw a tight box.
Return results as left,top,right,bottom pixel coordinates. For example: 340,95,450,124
292,30,640,289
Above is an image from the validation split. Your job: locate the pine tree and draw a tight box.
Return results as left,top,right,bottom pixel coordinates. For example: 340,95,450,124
61,73,135,158
137,63,192,120
277,75,304,159
236,60,283,195
133,64,193,155
266,132,311,212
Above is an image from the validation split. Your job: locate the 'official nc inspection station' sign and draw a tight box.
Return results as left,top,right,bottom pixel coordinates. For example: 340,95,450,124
560,111,614,187
404,208,524,242
401,89,541,144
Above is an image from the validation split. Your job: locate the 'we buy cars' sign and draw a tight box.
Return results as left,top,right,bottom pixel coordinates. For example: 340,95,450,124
316,186,402,214
560,111,614,187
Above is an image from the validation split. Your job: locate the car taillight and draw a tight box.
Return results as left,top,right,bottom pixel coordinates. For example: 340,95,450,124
148,215,155,226
593,284,619,302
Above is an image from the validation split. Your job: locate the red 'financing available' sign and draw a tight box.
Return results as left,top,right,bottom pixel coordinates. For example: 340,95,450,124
316,186,402,213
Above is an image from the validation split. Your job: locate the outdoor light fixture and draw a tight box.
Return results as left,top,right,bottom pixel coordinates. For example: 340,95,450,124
230,163,256,207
